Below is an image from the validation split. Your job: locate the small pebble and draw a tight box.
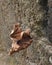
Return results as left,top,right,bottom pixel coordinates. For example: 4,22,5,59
49,56,52,64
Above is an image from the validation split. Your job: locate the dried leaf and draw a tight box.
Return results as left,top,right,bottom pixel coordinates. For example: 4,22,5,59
9,23,33,55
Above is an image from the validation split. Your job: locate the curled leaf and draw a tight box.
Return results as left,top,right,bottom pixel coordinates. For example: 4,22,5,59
9,23,33,55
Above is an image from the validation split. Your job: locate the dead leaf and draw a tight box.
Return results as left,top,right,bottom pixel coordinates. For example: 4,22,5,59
8,23,33,55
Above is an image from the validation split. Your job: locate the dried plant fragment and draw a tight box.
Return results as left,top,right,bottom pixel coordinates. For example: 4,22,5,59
8,23,33,55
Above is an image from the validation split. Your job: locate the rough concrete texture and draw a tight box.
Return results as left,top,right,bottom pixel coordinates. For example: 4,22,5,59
0,0,52,65
47,0,52,42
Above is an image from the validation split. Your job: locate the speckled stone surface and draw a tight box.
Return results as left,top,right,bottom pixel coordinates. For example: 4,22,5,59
0,0,52,65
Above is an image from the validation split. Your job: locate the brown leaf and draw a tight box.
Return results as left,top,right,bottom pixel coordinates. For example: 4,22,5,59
8,23,33,55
